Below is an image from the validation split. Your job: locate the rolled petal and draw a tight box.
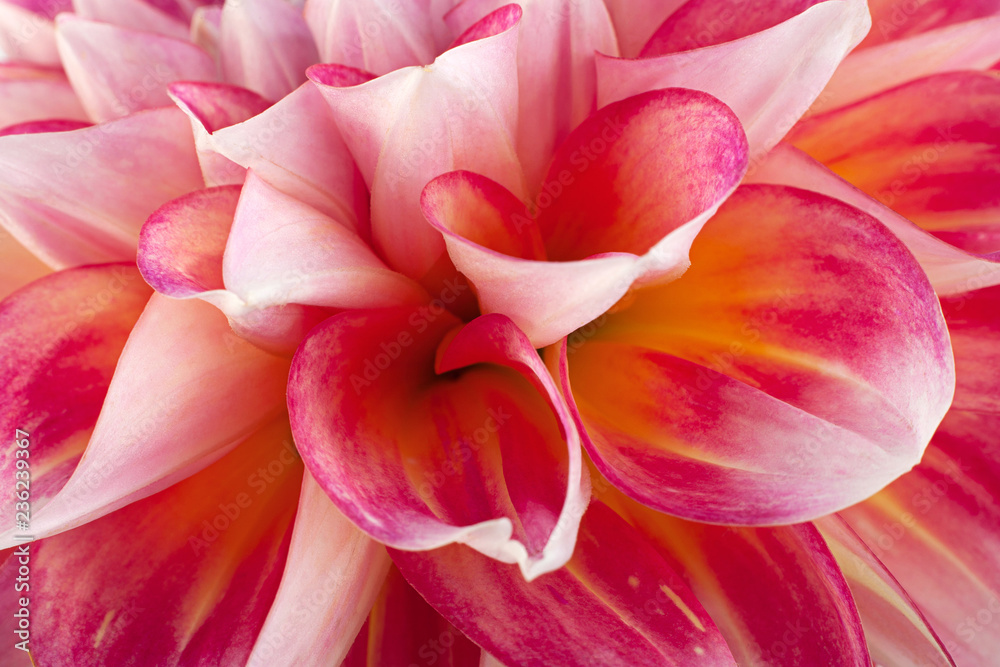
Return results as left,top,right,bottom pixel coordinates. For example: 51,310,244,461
604,491,870,667
289,310,588,580
309,4,525,282
558,184,954,524
220,0,319,101
424,88,747,347
72,0,190,39
247,470,390,667
55,14,218,122
0,65,87,127
207,82,370,238
190,3,222,62
0,293,290,546
0,228,49,299
812,15,1000,114
342,567,481,667
597,0,870,157
445,0,619,185
303,0,440,74
392,500,736,666
747,143,1000,295
29,416,301,667
839,410,1000,666
0,1,64,66
816,516,956,667
789,71,1000,254
0,107,203,269
0,265,151,525
941,284,1000,414
168,81,271,186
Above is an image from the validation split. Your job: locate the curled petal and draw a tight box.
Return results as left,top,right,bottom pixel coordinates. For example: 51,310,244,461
289,310,587,580
558,184,954,524
391,500,736,666
247,471,390,667
597,0,870,157
309,4,525,282
55,14,217,122
0,107,203,269
29,417,301,667
220,0,319,101
839,410,1000,666
0,294,290,546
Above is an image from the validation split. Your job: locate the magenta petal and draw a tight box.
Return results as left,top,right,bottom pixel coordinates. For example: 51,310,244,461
941,284,1000,414
391,500,736,666
0,107,203,269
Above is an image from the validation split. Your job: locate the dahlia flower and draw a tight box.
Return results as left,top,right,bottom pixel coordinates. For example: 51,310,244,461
0,0,997,665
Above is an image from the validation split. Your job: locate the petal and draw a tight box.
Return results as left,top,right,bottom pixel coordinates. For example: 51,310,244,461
0,293,290,546
30,416,301,667
597,0,870,157
445,0,619,185
309,4,525,282
860,0,1000,49
0,228,49,299
190,3,222,62
0,1,63,66
303,0,440,74
168,81,272,187
0,107,204,269
72,0,190,39
839,409,1000,666
558,184,954,524
812,15,1000,114
816,516,956,667
0,550,34,665
603,489,870,667
941,284,1000,414
424,88,748,347
0,265,151,527
747,143,1000,295
220,0,319,101
392,500,736,666
289,310,587,580
55,14,218,122
206,82,370,239
600,0,686,58
790,72,1000,256
342,567,481,667
0,65,88,127
247,470,390,667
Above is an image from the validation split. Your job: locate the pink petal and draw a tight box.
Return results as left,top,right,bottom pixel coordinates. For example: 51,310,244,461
168,80,272,186
600,0,686,58
0,293,290,546
308,4,524,282
860,0,1000,49
0,65,87,127
289,310,588,580
607,490,870,666
206,82,370,239
0,118,91,136
0,1,62,66
248,470,390,666
0,107,203,269
303,0,440,74
0,551,34,666
55,14,218,122
556,184,954,524
190,3,222,63
0,264,151,532
747,143,1000,296
839,409,1000,666
812,15,1000,114
29,416,301,667
790,71,1000,256
941,284,1000,414
816,516,956,667
597,0,870,157
72,0,190,39
391,500,736,666
423,88,747,347
220,0,319,101
0,228,49,299
446,0,619,185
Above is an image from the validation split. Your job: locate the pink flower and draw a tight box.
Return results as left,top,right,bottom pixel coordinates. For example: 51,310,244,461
0,1,997,666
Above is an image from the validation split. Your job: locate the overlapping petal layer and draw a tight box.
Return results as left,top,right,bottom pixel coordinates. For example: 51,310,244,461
424,87,748,347
0,64,87,129
289,310,587,579
558,184,954,524
941,284,1000,414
